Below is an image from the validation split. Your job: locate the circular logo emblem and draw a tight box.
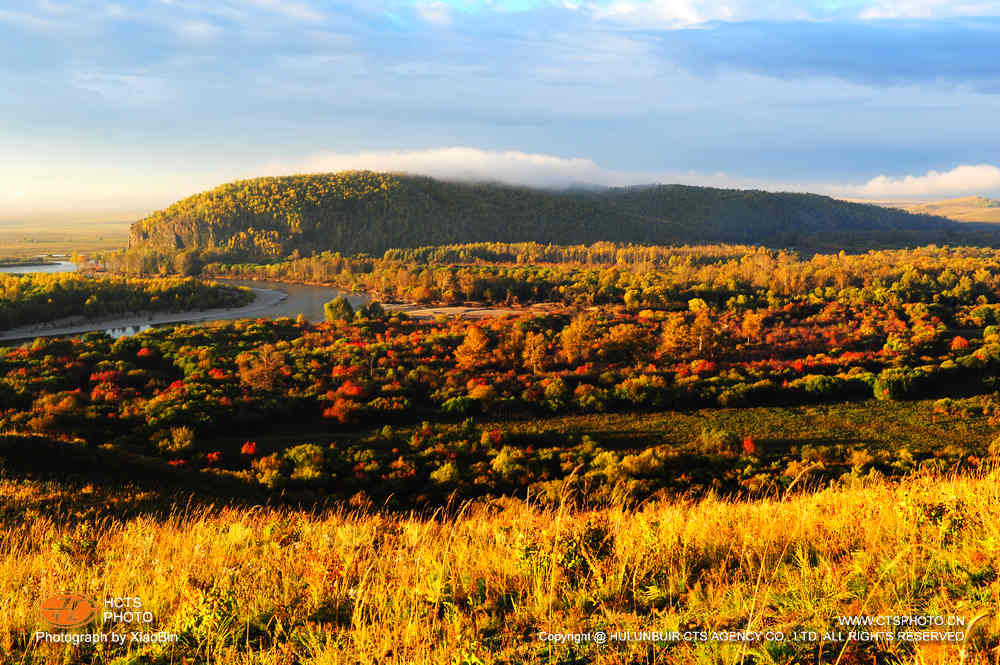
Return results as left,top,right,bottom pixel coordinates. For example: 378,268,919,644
39,594,98,629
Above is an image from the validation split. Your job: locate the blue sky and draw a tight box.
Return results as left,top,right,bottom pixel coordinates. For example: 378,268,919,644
2,0,1000,216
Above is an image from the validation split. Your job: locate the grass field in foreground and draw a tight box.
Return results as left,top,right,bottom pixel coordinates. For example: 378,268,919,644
2,468,998,665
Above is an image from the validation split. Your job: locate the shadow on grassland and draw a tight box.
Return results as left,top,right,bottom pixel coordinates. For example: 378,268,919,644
0,434,268,521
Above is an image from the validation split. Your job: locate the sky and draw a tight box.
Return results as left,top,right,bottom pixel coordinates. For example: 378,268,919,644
2,0,1000,218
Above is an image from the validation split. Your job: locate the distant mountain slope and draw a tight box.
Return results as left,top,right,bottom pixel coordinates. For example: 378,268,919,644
127,171,988,263
899,196,1000,223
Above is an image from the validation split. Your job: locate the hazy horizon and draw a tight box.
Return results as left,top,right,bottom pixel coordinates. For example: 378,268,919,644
3,172,1000,227
3,172,1000,228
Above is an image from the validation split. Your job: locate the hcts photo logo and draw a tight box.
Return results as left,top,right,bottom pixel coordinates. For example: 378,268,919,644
37,593,98,629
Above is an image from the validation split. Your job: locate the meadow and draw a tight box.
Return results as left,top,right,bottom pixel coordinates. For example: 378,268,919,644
2,468,997,664
0,215,131,259
895,197,1000,224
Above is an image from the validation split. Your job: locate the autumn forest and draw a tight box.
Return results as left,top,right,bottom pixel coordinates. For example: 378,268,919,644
5,174,1000,664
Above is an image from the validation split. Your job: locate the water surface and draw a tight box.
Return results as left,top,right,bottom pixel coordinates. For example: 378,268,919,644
0,261,77,274
0,264,368,340
216,279,369,323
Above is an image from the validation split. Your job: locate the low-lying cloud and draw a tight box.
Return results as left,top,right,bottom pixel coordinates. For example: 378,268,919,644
853,164,1000,198
261,148,1000,200
261,147,628,188
7,147,997,218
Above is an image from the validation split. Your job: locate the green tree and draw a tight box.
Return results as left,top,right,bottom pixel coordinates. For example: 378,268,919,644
358,301,387,320
324,296,355,322
173,250,203,276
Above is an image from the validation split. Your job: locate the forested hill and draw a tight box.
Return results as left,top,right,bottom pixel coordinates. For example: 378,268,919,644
126,171,991,265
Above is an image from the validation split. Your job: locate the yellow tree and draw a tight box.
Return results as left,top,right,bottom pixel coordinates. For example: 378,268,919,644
455,326,491,369
741,310,765,345
560,314,600,364
657,313,691,359
494,326,525,368
522,331,549,373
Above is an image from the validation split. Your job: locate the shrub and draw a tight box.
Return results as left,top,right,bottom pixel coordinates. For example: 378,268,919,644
873,367,928,401
795,374,844,397
252,454,288,489
283,443,327,482
614,375,670,407
697,428,740,457
987,434,1000,458
572,383,608,412
157,426,195,455
490,446,526,481
543,377,569,412
442,396,476,415
430,461,461,485
951,336,971,352
716,383,749,407
358,301,386,320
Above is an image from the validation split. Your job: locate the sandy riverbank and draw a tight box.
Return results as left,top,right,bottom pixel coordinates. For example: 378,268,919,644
382,302,562,319
0,287,287,343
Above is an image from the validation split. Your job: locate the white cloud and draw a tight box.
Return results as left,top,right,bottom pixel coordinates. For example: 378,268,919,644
102,3,126,18
5,143,999,217
858,1,1000,19
255,146,832,192
588,0,733,27
414,2,453,26
260,147,620,187
578,0,1000,26
177,19,222,41
243,0,323,22
0,8,59,30
851,164,1000,198
257,149,1000,201
70,69,169,106
36,0,73,16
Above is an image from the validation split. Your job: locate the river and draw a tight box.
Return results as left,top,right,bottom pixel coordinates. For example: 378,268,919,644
0,264,369,341
0,260,77,274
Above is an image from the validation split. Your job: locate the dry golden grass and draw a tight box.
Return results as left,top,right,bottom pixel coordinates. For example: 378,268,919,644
0,214,134,258
846,196,1000,224
901,197,1000,223
3,470,999,664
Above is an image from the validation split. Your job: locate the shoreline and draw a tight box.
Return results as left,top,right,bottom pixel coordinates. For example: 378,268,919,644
381,302,558,319
205,273,563,318
0,287,288,343
112,271,560,319
0,271,556,344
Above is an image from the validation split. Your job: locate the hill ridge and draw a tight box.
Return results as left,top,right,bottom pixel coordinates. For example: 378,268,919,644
125,171,994,267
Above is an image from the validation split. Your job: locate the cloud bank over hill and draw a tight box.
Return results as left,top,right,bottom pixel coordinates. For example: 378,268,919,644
262,147,1000,200
3,144,997,220
267,147,618,188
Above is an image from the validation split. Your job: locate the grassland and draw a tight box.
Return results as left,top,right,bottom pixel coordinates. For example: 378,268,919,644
852,196,1000,224
2,467,997,664
0,214,133,258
